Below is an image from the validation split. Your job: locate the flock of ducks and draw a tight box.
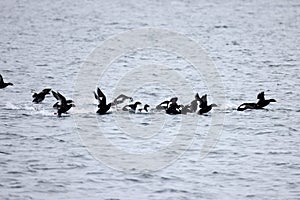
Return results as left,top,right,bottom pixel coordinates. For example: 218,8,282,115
1,74,75,117
31,88,75,117
0,73,277,117
93,87,220,115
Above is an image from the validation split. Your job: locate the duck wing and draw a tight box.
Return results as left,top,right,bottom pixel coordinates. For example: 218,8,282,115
128,103,136,110
52,91,60,100
94,88,107,104
190,100,198,112
237,102,257,111
0,74,3,84
57,92,67,105
159,100,169,106
122,105,130,111
94,90,101,106
156,100,169,109
199,94,208,108
97,88,105,99
53,91,67,106
99,88,107,105
126,102,141,111
195,93,201,101
94,91,99,100
101,93,107,106
42,88,51,94
113,94,132,104
257,91,265,100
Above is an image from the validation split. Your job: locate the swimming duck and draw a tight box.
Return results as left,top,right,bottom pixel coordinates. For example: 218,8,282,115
166,97,181,115
198,94,217,115
52,91,75,117
237,102,258,111
237,91,276,111
32,88,51,103
0,74,13,89
94,87,111,115
122,101,142,112
156,97,180,111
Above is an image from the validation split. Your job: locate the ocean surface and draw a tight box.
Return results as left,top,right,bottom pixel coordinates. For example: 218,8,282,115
1,0,300,199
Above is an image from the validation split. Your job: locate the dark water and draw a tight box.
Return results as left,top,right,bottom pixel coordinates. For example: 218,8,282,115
0,0,300,199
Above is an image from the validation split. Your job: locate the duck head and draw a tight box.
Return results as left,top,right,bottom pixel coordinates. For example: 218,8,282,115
144,104,150,111
134,102,142,107
257,91,265,100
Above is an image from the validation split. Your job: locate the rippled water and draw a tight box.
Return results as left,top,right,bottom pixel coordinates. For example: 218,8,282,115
1,0,300,199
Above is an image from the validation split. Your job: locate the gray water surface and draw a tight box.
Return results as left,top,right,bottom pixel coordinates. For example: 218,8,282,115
0,0,300,199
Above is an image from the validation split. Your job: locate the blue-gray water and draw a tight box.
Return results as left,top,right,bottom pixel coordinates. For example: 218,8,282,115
1,0,300,199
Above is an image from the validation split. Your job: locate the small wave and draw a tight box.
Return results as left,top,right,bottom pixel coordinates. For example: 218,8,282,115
4,102,20,110
124,178,142,183
4,102,43,112
24,105,36,111
133,112,152,115
19,108,57,117
268,151,292,155
255,131,273,135
34,110,56,117
155,188,189,194
7,171,26,174
217,102,238,110
0,133,27,139
0,151,10,155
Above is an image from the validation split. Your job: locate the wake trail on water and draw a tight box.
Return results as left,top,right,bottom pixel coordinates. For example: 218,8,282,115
3,102,57,117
